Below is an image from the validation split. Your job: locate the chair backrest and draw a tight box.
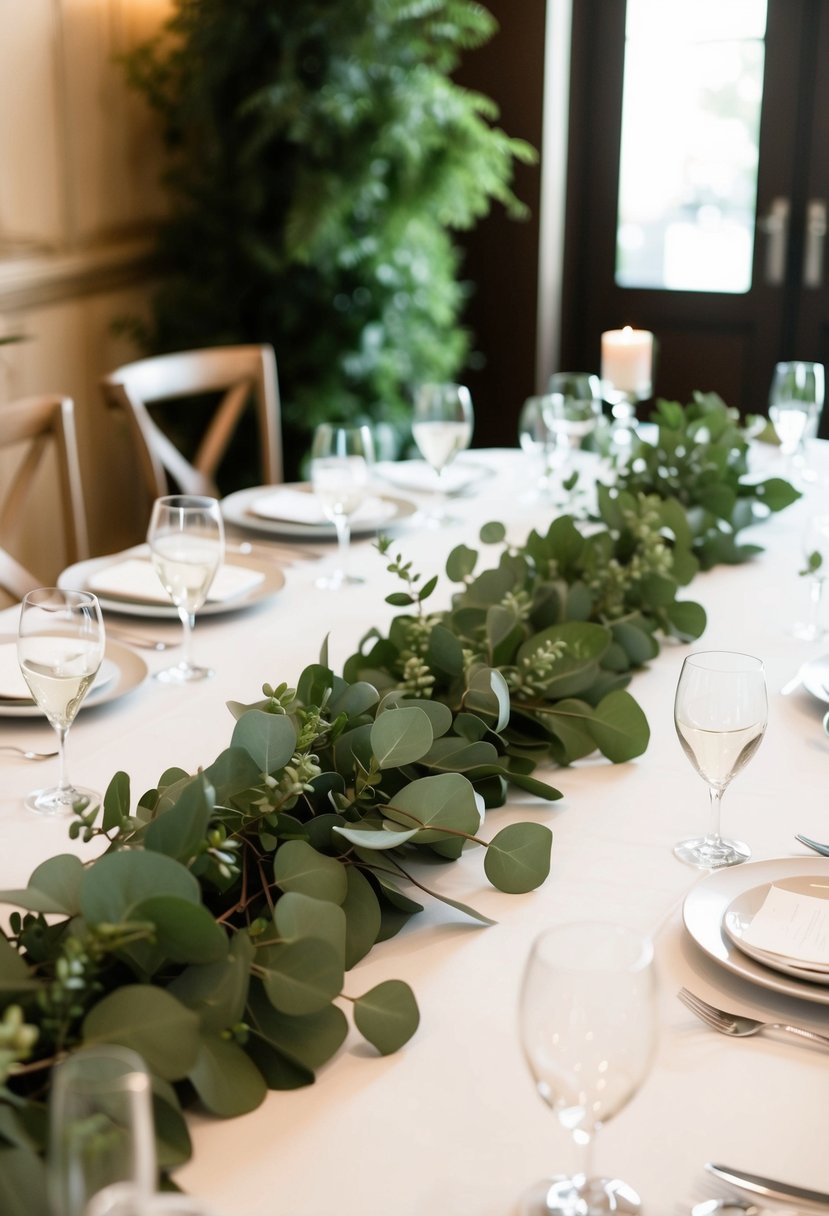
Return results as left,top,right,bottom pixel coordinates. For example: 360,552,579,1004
0,395,90,599
100,344,283,502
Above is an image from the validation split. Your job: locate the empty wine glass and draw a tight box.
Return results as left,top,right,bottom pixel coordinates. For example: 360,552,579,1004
674,650,767,869
545,373,603,454
17,588,105,815
147,495,224,682
48,1044,157,1216
310,423,375,589
411,382,474,525
769,361,825,480
796,512,829,640
519,921,657,1216
518,395,559,498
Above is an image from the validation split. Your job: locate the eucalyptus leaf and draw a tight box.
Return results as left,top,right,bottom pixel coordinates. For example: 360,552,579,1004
144,774,215,862
80,851,200,925
247,979,348,1071
102,771,131,832
274,892,346,962
273,841,348,905
258,939,343,1016
130,896,228,965
370,705,434,768
483,822,553,893
0,854,84,917
353,979,420,1055
230,709,297,773
82,985,201,1080
188,1033,267,1117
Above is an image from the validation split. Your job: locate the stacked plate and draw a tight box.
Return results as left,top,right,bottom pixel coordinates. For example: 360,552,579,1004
0,636,147,718
221,482,416,540
683,858,829,1005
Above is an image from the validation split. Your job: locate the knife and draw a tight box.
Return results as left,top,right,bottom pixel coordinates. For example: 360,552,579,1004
706,1163,829,1209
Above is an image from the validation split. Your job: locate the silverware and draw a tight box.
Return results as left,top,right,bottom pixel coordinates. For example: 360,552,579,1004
678,987,829,1048
691,1200,761,1216
795,832,829,857
104,626,171,652
227,539,322,562
0,745,58,761
779,670,803,695
706,1163,829,1210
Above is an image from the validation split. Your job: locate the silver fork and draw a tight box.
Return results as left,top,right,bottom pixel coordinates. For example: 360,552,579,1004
678,987,829,1048
0,745,58,761
104,626,171,651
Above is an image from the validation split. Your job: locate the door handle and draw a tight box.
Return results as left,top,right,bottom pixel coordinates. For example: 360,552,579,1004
759,196,789,285
803,198,826,288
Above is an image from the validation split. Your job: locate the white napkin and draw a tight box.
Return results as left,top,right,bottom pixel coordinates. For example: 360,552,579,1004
0,642,115,701
251,487,396,526
742,882,829,968
88,558,265,605
373,459,483,494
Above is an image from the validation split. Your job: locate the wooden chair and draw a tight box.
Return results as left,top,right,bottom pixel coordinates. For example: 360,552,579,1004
0,395,90,599
101,344,283,504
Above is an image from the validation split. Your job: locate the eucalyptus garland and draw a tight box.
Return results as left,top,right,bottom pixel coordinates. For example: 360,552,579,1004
0,401,800,1209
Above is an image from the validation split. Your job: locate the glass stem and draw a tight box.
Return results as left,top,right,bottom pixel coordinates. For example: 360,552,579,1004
809,576,825,636
178,607,196,670
333,514,351,580
56,725,70,799
573,1129,594,1186
706,784,724,845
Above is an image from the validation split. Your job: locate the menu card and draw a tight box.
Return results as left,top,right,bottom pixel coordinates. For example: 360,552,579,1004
741,882,829,967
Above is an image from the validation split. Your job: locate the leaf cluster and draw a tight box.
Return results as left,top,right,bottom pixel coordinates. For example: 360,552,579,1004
346,490,709,767
617,392,801,569
0,659,555,1203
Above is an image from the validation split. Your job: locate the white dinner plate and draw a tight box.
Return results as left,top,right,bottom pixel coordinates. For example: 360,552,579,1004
58,545,285,620
372,458,494,496
723,875,829,984
0,637,148,718
682,857,829,1005
799,653,829,703
220,483,417,539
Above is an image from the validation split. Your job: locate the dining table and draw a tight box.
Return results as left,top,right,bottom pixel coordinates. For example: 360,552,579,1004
1,442,828,1216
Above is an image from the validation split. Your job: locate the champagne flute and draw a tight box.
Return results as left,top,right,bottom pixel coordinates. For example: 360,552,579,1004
796,512,829,641
147,495,224,682
545,373,603,454
48,1044,157,1216
17,588,105,815
411,382,474,524
310,423,375,589
518,395,559,498
518,921,657,1216
673,650,767,869
768,361,825,480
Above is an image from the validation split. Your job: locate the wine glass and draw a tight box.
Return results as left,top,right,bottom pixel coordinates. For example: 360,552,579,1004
411,382,474,524
147,495,224,682
673,650,767,869
545,373,603,453
768,361,825,480
518,395,559,498
518,921,657,1216
309,423,375,589
48,1044,157,1216
795,511,829,640
17,588,105,815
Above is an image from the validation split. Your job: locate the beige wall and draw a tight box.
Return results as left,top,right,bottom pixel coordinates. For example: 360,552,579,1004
0,0,171,587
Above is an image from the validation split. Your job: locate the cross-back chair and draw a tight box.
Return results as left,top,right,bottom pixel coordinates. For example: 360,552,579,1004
100,344,283,507
0,395,90,600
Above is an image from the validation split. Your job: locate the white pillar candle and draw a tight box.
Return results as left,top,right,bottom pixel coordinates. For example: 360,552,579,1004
600,327,654,397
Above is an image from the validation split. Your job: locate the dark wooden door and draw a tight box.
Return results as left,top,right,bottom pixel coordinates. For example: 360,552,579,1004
559,0,829,425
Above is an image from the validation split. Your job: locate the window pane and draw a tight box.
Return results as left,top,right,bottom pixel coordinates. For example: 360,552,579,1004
616,0,767,293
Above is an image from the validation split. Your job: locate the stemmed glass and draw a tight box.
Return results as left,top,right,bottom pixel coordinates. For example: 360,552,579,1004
17,588,105,815
518,921,657,1216
147,495,224,682
673,650,767,869
768,361,825,480
796,511,829,640
48,1044,157,1216
518,395,559,498
411,382,474,525
310,423,375,589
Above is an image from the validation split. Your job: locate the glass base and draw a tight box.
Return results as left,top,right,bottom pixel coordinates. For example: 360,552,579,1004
315,571,364,590
792,620,825,642
25,784,99,816
154,662,214,683
674,835,750,869
519,1173,642,1216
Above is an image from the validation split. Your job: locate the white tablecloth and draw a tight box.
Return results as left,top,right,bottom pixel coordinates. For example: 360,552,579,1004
1,447,827,1215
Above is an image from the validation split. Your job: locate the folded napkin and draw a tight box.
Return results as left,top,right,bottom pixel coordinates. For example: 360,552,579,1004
373,459,484,494
251,487,396,526
0,642,114,701
88,558,265,605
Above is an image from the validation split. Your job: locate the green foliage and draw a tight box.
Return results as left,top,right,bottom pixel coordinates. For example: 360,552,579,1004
0,656,558,1195
617,392,801,569
122,0,536,470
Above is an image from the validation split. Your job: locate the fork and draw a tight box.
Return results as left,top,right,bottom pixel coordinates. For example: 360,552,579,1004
0,745,58,761
795,833,829,857
678,987,829,1048
103,626,171,651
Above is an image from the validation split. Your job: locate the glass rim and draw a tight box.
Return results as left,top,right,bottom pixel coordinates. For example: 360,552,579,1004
529,920,654,974
153,494,220,510
681,649,764,673
21,587,100,609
